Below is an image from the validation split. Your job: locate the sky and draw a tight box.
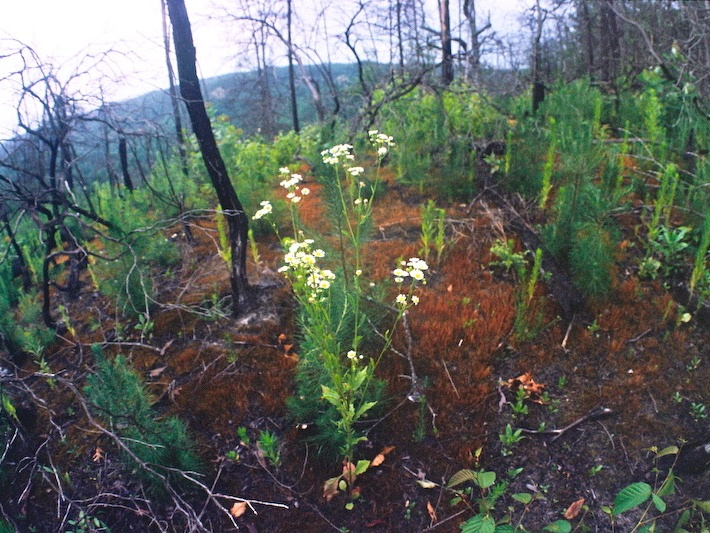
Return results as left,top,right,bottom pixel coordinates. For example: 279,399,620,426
0,0,525,136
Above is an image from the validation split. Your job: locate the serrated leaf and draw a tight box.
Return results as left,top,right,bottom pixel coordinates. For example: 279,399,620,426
613,482,652,515
542,520,572,532
657,471,676,497
447,469,476,489
461,514,496,533
417,479,438,489
512,493,533,504
651,492,666,513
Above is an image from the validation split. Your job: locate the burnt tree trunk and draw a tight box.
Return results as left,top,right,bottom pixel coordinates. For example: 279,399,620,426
118,136,134,191
439,0,454,86
166,0,250,315
287,0,299,133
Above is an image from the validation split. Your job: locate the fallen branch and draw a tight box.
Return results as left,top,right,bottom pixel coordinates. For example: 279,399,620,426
519,406,614,442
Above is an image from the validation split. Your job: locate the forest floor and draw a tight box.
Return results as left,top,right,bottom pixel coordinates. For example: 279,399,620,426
6,161,710,532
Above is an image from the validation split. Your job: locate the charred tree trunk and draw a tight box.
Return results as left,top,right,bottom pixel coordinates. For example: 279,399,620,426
531,0,547,113
287,0,299,133
166,0,250,315
439,0,454,86
118,136,134,191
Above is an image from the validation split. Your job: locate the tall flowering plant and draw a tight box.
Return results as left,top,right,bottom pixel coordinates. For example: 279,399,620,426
254,134,426,498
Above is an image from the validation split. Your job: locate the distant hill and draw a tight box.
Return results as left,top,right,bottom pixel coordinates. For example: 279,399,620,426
115,62,380,137
0,63,383,188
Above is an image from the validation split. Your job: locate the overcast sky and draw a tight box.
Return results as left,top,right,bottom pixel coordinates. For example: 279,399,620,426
0,0,525,136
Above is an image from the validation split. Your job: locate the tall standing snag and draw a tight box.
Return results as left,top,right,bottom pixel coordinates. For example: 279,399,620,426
165,0,250,314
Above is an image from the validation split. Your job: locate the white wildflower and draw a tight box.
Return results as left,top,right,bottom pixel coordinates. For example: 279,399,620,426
347,350,357,360
252,201,273,220
411,295,420,305
395,294,407,305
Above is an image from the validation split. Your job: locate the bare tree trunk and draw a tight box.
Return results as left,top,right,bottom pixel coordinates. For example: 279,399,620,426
531,0,547,113
579,0,595,80
161,0,189,177
599,0,620,86
439,0,454,85
287,0,299,133
463,0,491,86
118,136,134,191
166,0,250,315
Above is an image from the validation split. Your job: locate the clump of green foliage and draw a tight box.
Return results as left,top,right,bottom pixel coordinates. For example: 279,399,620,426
84,347,202,494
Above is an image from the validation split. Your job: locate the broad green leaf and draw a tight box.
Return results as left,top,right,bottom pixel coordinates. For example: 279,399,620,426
351,367,369,390
355,401,377,419
613,482,652,515
321,385,340,407
495,526,515,532
651,492,666,513
476,471,497,489
542,520,572,532
655,445,679,458
657,471,676,497
692,499,710,513
447,469,476,489
674,509,691,530
354,460,370,476
512,493,533,504
461,514,496,533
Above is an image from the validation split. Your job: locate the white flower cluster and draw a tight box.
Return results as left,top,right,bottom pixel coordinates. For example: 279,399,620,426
395,293,420,307
347,166,365,177
392,257,429,284
321,144,355,166
368,130,395,157
252,200,273,220
278,239,335,301
346,350,364,360
279,168,309,203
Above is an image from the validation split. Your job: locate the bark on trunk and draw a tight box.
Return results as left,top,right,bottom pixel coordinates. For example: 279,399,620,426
166,0,250,315
439,0,454,85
